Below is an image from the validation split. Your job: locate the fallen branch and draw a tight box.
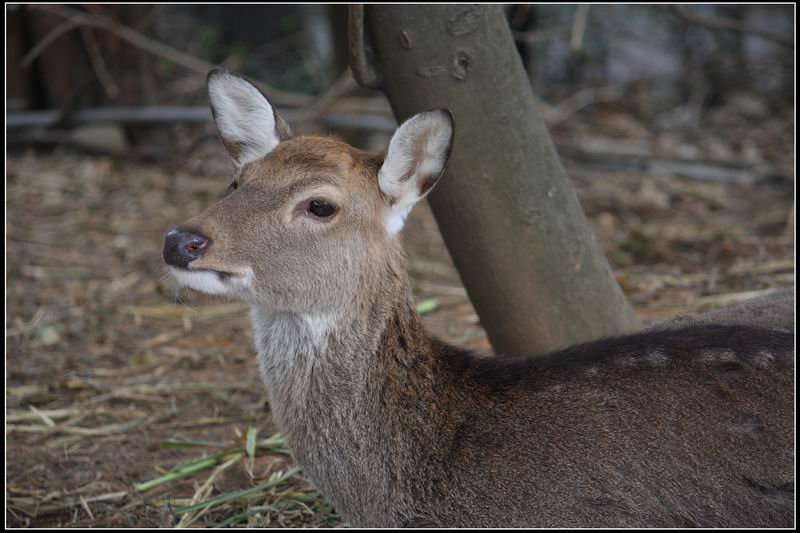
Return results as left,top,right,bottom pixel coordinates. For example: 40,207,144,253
7,107,398,161
558,142,788,184
7,107,396,131
7,130,173,162
512,26,571,44
727,259,794,276
7,107,211,128
692,289,781,312
666,5,793,48
544,86,623,126
8,491,128,518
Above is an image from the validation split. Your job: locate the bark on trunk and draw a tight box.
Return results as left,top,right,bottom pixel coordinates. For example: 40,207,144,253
354,4,641,355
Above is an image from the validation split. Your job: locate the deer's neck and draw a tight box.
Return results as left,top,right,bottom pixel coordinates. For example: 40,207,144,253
249,258,444,524
250,273,433,426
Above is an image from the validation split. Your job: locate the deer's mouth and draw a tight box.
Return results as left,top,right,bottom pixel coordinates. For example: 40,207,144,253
171,266,236,278
168,266,254,296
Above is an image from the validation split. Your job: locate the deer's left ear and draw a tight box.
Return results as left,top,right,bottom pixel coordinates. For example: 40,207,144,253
379,109,454,236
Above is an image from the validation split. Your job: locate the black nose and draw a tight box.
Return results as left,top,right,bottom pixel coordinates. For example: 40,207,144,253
163,229,209,268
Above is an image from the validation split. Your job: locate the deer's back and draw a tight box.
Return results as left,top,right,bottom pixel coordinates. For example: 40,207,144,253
424,325,794,527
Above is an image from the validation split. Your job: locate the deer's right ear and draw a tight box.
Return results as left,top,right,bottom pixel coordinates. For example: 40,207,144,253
207,69,292,168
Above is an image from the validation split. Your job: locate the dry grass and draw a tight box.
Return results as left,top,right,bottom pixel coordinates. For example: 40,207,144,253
6,116,793,528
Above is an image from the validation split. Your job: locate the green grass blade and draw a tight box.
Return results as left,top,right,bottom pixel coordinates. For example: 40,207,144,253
167,449,242,474
135,457,219,493
160,438,230,449
172,467,300,516
416,298,439,315
256,434,290,455
135,449,243,492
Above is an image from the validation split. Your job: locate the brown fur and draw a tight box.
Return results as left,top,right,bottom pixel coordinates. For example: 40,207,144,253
249,263,794,527
168,87,795,527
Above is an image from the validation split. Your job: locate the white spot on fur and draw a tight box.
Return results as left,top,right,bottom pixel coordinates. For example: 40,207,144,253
754,350,775,368
699,349,736,363
300,313,336,343
585,366,600,377
646,349,668,365
208,71,279,167
379,110,453,237
250,306,335,383
732,419,763,433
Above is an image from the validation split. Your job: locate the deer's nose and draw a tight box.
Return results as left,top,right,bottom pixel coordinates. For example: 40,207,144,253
163,229,209,268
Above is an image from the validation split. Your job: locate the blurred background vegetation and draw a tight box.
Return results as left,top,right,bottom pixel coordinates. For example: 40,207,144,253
8,4,794,163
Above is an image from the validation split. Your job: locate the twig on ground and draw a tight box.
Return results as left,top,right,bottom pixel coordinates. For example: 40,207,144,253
558,142,787,185
692,289,781,312
172,468,300,517
666,5,793,47
8,491,128,518
175,453,245,528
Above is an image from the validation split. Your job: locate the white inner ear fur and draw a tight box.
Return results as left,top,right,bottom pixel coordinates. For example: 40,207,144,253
379,111,452,237
208,72,279,167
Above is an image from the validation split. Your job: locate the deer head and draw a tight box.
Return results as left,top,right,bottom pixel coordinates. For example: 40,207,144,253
163,69,454,318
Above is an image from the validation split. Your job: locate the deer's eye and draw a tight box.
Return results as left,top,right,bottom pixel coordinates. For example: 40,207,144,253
225,181,238,195
308,200,337,218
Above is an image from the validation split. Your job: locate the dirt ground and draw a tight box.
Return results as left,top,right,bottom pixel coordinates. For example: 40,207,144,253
6,111,794,526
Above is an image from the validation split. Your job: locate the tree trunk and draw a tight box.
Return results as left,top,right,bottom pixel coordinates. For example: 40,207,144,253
354,4,641,356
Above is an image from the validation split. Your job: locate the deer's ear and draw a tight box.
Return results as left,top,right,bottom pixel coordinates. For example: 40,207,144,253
379,109,454,236
207,68,292,168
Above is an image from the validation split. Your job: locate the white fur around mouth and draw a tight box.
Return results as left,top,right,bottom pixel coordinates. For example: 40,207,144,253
169,267,253,295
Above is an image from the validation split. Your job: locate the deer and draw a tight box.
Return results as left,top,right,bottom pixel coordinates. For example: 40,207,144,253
163,69,794,527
